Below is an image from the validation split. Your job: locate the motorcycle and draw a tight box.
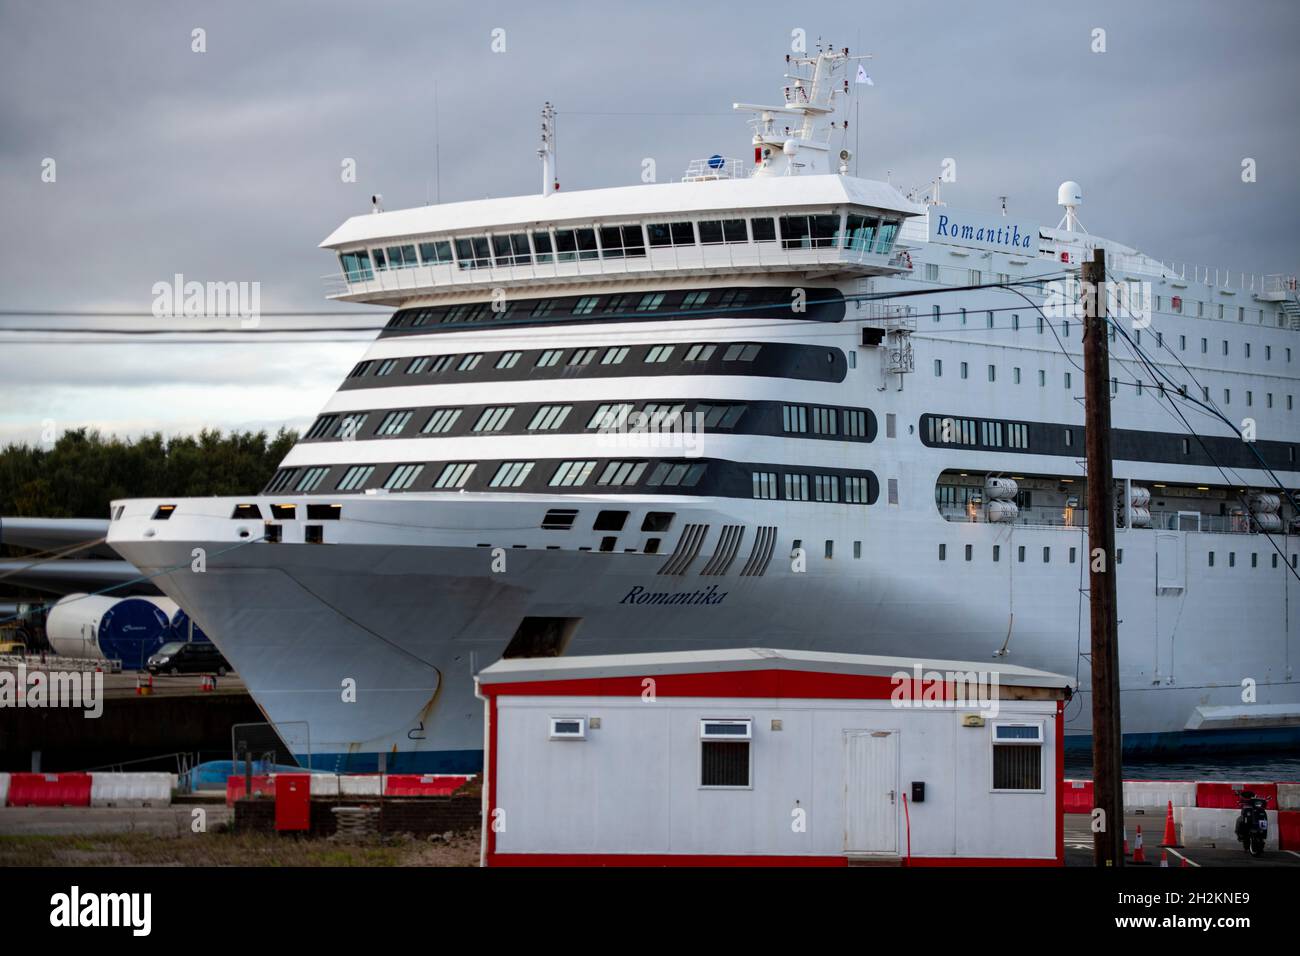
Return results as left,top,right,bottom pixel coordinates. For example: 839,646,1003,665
1233,790,1269,857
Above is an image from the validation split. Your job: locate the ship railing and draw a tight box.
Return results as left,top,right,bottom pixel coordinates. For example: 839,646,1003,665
938,504,1285,536
322,241,909,299
681,157,746,181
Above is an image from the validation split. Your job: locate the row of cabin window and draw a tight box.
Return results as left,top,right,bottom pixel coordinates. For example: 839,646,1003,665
347,341,762,379
339,212,903,280
931,356,1295,410
268,458,711,495
1207,550,1299,569
400,287,769,327
918,267,1290,329
931,304,1296,357
751,471,872,503
940,543,1097,564
307,401,749,441
925,416,1031,450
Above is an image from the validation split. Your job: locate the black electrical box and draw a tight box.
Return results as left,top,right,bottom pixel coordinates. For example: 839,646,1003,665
911,781,925,803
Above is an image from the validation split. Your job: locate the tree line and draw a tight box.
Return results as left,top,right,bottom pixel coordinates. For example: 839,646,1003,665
0,428,297,519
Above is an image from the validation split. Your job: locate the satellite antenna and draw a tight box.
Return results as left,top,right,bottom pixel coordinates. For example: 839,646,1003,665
1056,181,1086,233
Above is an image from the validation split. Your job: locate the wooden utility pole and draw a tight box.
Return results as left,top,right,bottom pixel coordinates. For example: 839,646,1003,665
1082,248,1124,867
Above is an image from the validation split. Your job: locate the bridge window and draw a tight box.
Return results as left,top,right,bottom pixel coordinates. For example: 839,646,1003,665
531,231,554,263
780,214,840,249
598,224,646,259
418,240,452,265
647,221,696,247
750,217,777,242
491,233,532,266
698,219,748,244
383,245,418,269
341,251,373,281
553,227,598,261
454,236,492,269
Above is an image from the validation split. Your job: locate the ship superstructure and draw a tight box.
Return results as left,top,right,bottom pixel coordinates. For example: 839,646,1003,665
108,47,1300,771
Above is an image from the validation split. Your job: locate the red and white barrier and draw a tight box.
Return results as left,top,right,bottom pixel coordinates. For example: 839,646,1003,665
382,774,471,797
1173,806,1280,851
6,772,92,807
308,774,340,797
90,772,173,807
1195,781,1279,810
1123,781,1197,811
1064,778,1297,814
338,775,382,797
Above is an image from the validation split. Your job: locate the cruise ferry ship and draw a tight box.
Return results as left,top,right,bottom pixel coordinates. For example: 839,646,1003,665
107,47,1300,772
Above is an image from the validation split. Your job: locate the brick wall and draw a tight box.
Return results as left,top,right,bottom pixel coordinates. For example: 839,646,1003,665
234,795,481,837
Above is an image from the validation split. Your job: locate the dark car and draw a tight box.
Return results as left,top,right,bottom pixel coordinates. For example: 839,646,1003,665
145,641,232,676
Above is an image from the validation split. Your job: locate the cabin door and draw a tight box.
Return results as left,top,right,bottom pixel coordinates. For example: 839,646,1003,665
843,729,899,854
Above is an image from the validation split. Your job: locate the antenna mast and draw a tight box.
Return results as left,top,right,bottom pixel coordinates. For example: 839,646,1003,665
538,102,558,195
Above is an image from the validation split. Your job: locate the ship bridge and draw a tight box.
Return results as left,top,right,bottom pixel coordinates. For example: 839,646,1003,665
320,174,923,306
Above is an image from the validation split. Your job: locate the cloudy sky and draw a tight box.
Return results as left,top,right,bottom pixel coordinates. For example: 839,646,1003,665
1,0,1297,446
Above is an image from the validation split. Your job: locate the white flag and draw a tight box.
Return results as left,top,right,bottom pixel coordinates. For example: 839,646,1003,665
856,64,873,86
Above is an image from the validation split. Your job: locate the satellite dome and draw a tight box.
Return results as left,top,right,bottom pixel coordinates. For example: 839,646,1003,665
1058,181,1083,207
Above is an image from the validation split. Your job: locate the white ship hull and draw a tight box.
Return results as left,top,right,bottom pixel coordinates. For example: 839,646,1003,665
109,488,1300,772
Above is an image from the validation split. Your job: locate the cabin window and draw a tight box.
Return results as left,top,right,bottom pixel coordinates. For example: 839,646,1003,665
374,409,412,436
422,408,462,435
588,403,633,430
489,461,535,488
472,406,514,432
992,723,1043,791
684,343,716,362
382,464,424,491
700,719,752,788
295,467,329,492
549,460,598,487
336,465,375,491
644,344,674,362
433,462,476,489
528,405,572,430
752,472,778,500
722,343,761,361
600,346,630,365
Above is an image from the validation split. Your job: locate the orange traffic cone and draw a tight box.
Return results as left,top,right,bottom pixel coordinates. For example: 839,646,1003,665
200,674,215,692
1133,825,1146,863
1160,800,1178,847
